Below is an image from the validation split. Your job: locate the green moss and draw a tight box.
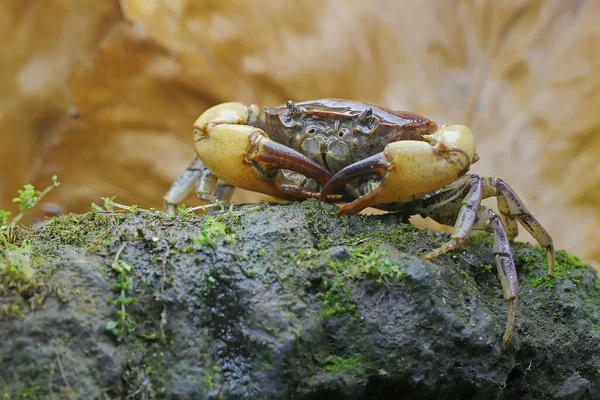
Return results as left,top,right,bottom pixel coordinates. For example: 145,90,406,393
469,232,494,247
291,248,318,270
0,241,34,284
37,211,126,250
204,372,214,390
195,216,234,247
282,230,408,321
1,377,51,400
317,279,357,318
523,249,592,290
321,354,368,376
555,250,589,271
347,248,406,284
317,233,335,249
120,340,173,396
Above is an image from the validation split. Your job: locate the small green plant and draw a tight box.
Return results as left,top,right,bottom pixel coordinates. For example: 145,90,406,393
317,279,357,318
0,210,10,226
1,176,60,244
1,177,60,285
195,216,235,247
106,244,138,339
350,249,406,284
91,196,140,213
482,264,493,273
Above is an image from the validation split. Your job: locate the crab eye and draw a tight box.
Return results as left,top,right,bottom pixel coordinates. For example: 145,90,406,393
306,125,323,135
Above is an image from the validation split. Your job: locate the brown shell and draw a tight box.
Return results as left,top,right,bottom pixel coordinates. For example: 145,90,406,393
259,99,438,172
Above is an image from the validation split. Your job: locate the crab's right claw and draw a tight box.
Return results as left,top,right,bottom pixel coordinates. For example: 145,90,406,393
321,125,477,214
194,123,337,201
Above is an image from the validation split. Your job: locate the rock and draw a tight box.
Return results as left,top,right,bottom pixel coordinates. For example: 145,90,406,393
554,373,592,400
1,200,599,399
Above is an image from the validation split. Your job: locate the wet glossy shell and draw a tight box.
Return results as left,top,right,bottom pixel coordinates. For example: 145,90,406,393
258,99,438,173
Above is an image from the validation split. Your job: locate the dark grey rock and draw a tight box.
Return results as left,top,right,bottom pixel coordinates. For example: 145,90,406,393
554,373,592,399
1,200,599,399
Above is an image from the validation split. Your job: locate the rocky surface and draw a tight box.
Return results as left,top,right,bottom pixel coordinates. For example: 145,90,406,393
1,200,599,399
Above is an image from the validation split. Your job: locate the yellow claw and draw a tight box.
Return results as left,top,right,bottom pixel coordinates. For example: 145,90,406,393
379,125,475,197
194,123,333,201
423,124,477,165
194,102,260,132
321,125,477,214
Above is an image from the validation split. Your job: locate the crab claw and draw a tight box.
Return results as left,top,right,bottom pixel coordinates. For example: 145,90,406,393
194,101,262,132
194,122,336,201
321,125,476,214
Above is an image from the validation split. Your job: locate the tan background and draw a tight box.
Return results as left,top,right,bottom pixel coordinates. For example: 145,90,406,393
1,1,599,268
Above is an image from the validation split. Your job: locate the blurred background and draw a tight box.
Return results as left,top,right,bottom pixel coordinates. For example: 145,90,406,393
1,0,598,268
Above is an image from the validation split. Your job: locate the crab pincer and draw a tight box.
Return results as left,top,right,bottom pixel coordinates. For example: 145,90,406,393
321,125,477,214
193,103,336,201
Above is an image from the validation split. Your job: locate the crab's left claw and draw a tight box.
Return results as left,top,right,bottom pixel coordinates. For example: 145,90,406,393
321,125,477,214
194,123,337,201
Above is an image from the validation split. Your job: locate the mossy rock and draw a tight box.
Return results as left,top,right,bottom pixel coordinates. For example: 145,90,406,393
1,200,599,399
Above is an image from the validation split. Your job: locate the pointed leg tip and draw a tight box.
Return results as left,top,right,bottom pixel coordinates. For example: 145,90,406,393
501,297,517,347
336,206,353,215
422,249,440,260
331,197,371,215
546,245,555,276
424,238,464,260
164,201,175,216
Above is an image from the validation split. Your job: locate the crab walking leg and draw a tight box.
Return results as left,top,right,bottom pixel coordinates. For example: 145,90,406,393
163,157,237,214
194,124,336,200
424,176,484,259
481,176,555,275
194,175,236,205
496,191,519,241
212,182,235,203
472,205,519,346
163,157,206,214
321,125,476,214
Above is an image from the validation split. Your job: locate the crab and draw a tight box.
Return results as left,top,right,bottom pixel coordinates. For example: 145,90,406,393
164,99,554,345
